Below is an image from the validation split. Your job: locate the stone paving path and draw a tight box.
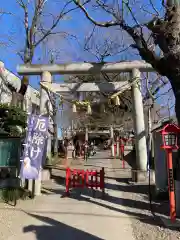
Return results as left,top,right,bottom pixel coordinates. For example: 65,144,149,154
0,150,136,240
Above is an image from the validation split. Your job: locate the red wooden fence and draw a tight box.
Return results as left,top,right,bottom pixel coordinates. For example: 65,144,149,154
65,167,105,197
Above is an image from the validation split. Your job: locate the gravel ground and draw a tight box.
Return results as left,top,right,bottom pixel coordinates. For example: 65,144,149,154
110,156,180,240
118,181,180,240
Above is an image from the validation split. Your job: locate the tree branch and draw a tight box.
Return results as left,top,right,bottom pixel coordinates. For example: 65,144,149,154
73,0,167,75
34,1,79,47
73,0,119,27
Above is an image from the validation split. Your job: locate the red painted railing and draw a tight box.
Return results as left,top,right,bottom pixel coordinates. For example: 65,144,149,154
114,137,134,169
65,167,105,197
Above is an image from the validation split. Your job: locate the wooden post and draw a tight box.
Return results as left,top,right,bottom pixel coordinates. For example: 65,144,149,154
110,125,114,157
167,149,176,222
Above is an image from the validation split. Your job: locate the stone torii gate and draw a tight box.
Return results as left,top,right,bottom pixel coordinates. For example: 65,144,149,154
17,60,153,194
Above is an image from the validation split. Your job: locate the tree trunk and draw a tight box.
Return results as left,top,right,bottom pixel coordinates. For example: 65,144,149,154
18,47,34,99
175,93,180,126
18,76,29,97
167,75,180,181
168,75,180,125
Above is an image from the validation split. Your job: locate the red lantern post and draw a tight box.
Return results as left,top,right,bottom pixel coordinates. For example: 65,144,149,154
160,123,180,222
119,137,125,168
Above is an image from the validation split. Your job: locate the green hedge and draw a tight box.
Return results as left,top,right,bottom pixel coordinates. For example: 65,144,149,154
0,103,27,137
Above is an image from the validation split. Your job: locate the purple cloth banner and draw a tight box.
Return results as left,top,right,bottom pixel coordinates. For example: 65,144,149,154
20,114,49,180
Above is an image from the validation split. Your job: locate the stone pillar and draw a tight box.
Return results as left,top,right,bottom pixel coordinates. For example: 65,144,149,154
85,127,88,141
40,71,52,162
110,125,114,157
130,69,147,171
153,131,167,195
34,71,52,196
116,135,120,158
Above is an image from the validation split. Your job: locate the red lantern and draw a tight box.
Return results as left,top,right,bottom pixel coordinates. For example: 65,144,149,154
160,124,180,150
159,123,180,222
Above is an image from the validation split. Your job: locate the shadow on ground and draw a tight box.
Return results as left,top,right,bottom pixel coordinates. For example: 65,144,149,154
50,174,169,216
123,150,136,169
23,213,103,240
105,179,169,201
42,173,180,232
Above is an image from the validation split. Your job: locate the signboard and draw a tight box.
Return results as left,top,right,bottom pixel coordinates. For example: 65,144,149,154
0,138,20,167
20,115,49,180
168,169,174,192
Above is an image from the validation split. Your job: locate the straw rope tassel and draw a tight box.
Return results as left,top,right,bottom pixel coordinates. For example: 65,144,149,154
115,96,120,106
87,104,92,114
72,103,77,113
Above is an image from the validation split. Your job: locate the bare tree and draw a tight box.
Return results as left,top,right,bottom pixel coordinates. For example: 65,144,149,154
83,26,131,62
0,10,13,48
63,32,136,129
72,0,180,123
14,0,77,101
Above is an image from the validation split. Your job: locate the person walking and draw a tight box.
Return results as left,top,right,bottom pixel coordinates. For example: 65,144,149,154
72,135,81,158
63,137,69,160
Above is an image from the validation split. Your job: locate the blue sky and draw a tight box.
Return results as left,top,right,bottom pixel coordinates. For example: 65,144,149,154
0,1,91,89
0,1,163,86
0,1,174,119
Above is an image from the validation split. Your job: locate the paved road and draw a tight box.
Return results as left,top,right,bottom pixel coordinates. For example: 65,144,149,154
0,150,135,240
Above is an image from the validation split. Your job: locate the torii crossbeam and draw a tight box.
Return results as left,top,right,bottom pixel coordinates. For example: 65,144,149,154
17,61,153,75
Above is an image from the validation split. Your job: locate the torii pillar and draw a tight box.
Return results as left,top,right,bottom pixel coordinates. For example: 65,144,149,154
34,71,52,196
130,69,147,171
